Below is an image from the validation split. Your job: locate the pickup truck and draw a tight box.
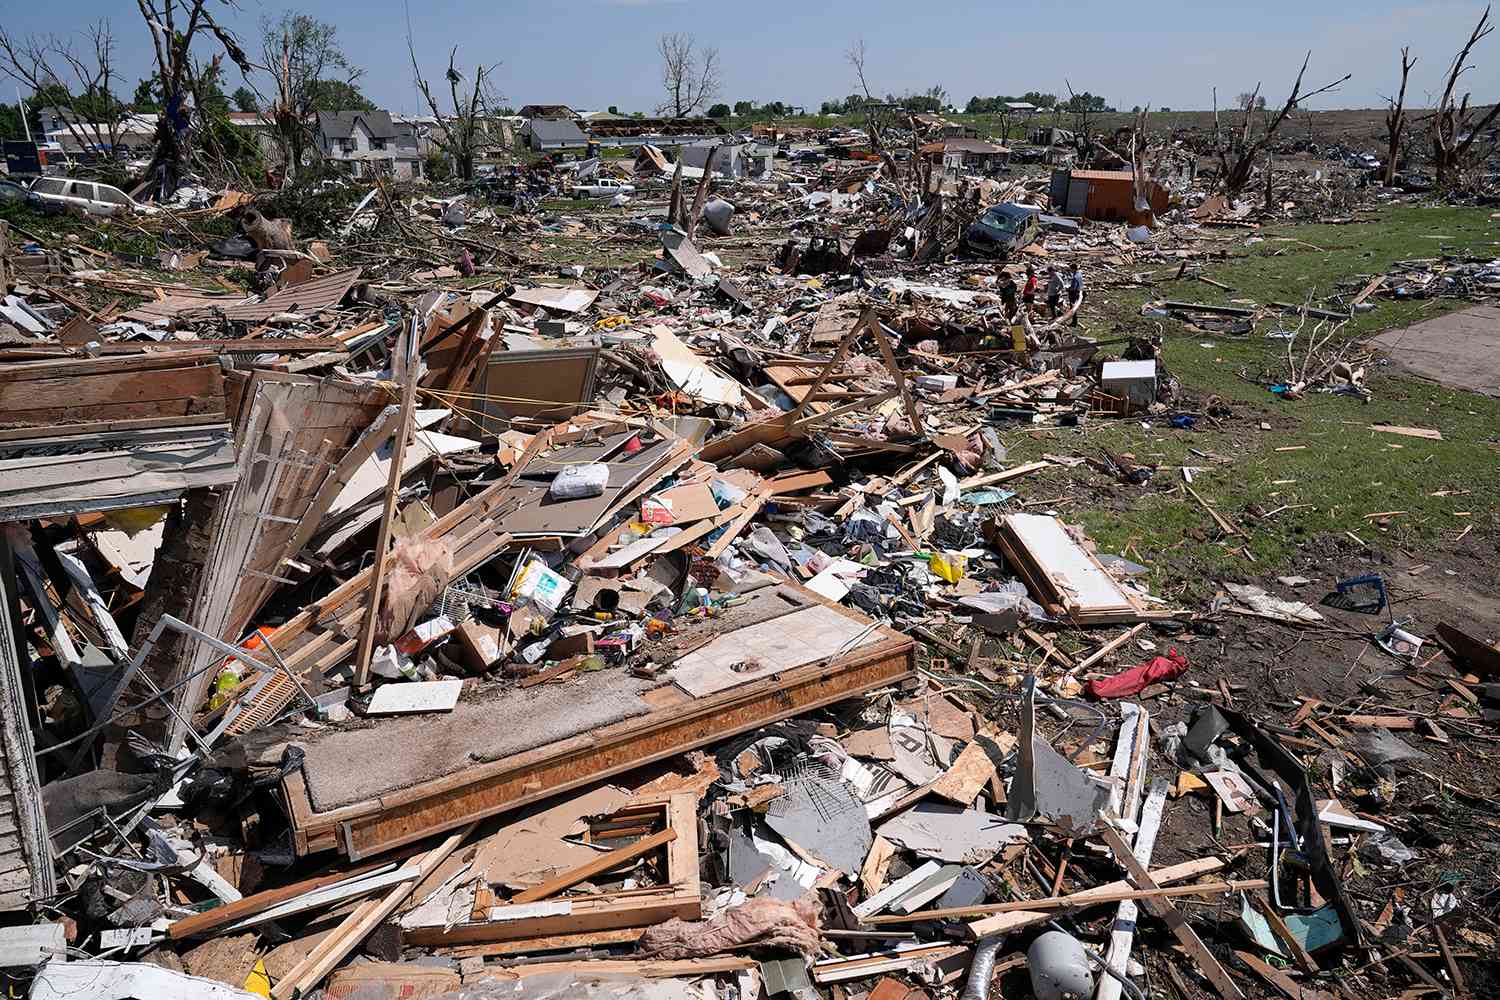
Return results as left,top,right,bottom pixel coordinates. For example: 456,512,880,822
27,177,158,217
572,177,635,199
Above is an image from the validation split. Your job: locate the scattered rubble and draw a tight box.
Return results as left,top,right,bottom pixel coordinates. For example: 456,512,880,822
0,114,1495,1000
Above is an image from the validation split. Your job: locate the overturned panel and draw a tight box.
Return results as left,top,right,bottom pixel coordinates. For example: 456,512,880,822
0,352,226,434
283,587,915,860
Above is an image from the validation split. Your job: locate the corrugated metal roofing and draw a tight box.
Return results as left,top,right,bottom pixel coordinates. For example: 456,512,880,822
124,268,363,324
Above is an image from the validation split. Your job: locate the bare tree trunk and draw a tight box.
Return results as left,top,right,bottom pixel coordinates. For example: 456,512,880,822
666,158,684,226
1383,47,1415,186
1431,6,1500,191
1217,53,1348,198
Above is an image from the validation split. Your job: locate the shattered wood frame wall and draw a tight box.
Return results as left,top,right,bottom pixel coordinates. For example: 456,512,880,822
220,415,674,736
0,354,242,908
404,791,700,946
141,372,391,754
0,533,55,912
282,589,915,860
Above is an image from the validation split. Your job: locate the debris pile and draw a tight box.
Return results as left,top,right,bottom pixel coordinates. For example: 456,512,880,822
0,140,1495,1000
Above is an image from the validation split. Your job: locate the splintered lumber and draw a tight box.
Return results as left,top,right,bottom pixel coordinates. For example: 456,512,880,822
440,928,645,959
1184,482,1243,537
486,958,756,980
1099,825,1245,1000
1369,425,1442,441
168,855,414,939
352,321,420,691
1233,950,1330,1000
965,856,1225,936
1076,624,1149,672
930,741,997,806
866,879,1264,924
510,829,676,904
270,822,475,999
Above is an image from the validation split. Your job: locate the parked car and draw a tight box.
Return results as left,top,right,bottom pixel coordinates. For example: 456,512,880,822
963,202,1040,257
0,178,30,204
27,177,158,217
572,177,634,199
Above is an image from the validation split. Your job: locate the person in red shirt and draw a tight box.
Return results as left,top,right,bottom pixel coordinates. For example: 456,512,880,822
1021,264,1039,318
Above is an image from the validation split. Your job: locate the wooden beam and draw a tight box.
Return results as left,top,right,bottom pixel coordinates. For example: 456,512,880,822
167,853,416,940
351,318,419,691
865,878,1265,924
1076,624,1148,672
511,829,676,904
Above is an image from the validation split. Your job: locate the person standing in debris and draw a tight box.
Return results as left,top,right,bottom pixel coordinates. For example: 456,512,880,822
1067,264,1085,327
998,270,1019,321
1045,267,1064,319
1022,265,1038,318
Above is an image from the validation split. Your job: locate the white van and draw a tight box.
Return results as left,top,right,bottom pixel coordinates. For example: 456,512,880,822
27,177,158,217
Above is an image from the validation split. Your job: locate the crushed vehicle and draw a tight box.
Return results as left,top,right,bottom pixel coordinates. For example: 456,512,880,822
962,200,1041,256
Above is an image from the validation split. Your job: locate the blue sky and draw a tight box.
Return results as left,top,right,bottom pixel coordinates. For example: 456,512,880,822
4,1,1497,115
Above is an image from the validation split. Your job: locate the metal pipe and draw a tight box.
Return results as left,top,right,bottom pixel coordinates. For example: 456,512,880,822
959,934,1006,1000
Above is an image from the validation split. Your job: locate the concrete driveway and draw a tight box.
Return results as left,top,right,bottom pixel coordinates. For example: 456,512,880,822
1370,304,1500,398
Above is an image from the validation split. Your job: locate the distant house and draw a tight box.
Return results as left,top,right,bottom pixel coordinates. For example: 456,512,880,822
316,110,422,180
527,118,589,151
1004,102,1038,115
37,107,158,156
518,104,575,120
920,138,1010,174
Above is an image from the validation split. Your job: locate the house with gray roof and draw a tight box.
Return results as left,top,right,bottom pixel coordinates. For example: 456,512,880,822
526,117,589,152
316,110,423,180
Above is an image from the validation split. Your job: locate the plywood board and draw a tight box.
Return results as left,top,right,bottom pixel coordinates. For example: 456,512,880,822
671,604,880,698
509,286,598,314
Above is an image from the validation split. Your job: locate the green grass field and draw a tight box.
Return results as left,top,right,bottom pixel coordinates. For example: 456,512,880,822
1002,204,1500,596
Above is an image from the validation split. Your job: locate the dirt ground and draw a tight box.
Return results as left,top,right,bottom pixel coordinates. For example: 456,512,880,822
1008,526,1500,999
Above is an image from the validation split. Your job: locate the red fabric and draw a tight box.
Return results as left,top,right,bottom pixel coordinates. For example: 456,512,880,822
1085,648,1189,699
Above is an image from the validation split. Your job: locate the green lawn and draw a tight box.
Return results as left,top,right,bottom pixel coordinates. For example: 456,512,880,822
1002,204,1500,597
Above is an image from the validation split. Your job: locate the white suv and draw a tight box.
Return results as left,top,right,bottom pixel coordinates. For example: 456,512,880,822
27,177,158,217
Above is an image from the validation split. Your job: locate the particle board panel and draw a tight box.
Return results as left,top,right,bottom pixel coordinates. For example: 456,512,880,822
403,792,699,946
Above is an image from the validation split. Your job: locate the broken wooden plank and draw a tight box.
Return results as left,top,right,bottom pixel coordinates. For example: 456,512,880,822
270,822,475,999
510,828,676,905
866,878,1265,925
929,742,997,807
